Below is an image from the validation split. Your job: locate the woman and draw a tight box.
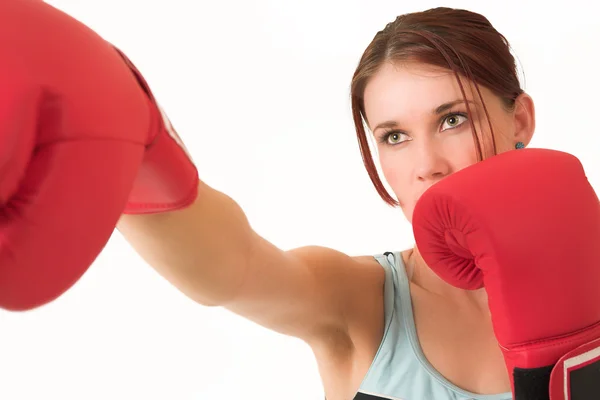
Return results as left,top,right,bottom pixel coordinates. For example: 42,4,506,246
117,7,534,400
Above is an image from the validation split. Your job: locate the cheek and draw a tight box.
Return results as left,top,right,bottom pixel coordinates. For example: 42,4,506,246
379,151,409,204
478,108,516,156
442,131,479,170
385,167,417,223
490,124,516,154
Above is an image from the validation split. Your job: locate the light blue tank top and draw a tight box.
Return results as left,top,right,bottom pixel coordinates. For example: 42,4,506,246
354,251,513,400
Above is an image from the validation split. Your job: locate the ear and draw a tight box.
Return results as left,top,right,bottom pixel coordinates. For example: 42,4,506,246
512,92,535,146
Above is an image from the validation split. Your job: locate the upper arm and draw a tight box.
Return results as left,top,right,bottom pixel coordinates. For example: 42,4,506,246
223,235,386,346
117,182,386,348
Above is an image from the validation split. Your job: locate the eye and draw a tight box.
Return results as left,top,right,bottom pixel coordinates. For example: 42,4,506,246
441,113,468,131
382,131,410,146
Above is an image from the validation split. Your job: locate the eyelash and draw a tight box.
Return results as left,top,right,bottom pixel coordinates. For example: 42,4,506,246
378,111,469,146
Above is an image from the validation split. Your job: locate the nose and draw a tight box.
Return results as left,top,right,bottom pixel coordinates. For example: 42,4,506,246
414,138,450,182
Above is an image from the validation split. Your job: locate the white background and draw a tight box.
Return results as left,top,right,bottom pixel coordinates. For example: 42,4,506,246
1,0,599,399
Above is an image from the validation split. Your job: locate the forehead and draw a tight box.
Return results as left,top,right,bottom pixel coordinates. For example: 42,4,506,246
363,62,471,127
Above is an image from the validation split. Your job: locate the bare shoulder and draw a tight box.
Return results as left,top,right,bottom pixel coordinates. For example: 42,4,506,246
288,247,388,397
288,246,387,343
286,246,386,314
289,246,387,334
287,246,385,278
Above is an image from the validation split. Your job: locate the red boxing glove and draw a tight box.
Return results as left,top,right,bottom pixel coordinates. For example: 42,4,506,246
114,48,198,215
0,0,197,311
412,148,600,399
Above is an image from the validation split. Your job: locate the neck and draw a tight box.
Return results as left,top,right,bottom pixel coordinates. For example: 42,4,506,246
405,247,490,309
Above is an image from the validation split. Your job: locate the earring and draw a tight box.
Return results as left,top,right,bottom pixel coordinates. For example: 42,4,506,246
515,141,525,149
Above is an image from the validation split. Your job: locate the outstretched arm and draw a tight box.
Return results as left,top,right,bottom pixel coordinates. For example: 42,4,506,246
118,180,385,345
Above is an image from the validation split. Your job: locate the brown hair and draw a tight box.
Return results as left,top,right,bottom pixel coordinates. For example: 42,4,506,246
350,7,524,206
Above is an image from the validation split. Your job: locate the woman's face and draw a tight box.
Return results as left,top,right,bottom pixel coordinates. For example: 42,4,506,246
363,61,534,222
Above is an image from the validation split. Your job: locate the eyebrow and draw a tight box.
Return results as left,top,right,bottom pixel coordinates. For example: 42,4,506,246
372,99,475,133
